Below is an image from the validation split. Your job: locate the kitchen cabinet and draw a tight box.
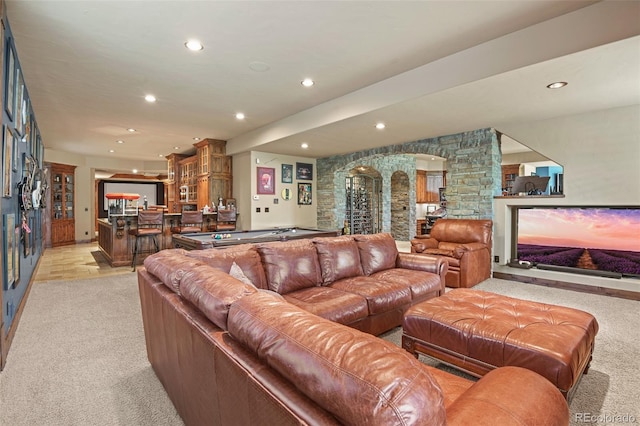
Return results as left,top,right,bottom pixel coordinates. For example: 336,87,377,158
416,170,446,203
416,170,427,203
426,171,446,203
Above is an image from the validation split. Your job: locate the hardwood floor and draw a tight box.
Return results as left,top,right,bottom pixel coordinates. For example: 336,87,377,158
34,242,132,282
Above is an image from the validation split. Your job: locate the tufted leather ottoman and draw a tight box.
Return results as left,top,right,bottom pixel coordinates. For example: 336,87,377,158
402,288,598,400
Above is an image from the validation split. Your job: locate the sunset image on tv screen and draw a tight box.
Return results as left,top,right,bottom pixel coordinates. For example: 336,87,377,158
517,208,640,276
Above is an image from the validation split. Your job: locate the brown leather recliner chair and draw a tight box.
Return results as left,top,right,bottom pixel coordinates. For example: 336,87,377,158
411,218,492,288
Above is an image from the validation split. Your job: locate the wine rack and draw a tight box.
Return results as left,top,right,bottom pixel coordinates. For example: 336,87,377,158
345,175,381,235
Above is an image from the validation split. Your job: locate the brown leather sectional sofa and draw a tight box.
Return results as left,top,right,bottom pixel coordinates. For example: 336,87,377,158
138,233,569,425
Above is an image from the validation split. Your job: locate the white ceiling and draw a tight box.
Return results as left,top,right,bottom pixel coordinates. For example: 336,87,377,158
5,1,640,174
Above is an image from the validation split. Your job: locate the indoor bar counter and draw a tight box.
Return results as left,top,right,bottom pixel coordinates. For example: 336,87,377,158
97,212,218,267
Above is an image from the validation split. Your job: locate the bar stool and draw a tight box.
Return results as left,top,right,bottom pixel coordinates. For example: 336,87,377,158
130,210,163,271
214,209,237,231
173,210,203,234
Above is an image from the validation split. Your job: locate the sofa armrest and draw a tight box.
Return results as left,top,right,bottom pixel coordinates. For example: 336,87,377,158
446,367,569,426
410,237,439,253
438,242,488,259
455,242,489,253
397,253,448,280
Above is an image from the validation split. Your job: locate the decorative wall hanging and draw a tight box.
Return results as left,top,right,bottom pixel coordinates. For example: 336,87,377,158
296,162,313,180
3,126,13,197
257,167,275,195
281,164,293,183
297,183,312,205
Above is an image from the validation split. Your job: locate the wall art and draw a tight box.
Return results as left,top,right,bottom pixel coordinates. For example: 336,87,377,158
297,183,312,205
281,164,293,183
296,162,313,180
257,167,275,195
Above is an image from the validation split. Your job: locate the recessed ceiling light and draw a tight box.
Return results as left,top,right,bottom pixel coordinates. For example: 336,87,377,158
158,154,164,157
185,39,204,51
375,122,386,130
116,140,124,144
431,157,435,160
144,94,157,102
235,112,245,120
174,146,180,150
301,143,309,149
301,78,314,87
193,137,201,141
109,149,115,153
127,128,136,132
546,81,568,89
132,169,138,174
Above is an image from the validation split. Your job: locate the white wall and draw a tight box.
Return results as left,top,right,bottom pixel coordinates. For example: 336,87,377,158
494,105,640,266
232,151,317,230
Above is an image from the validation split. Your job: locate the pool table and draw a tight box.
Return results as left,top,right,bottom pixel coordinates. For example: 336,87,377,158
171,227,341,250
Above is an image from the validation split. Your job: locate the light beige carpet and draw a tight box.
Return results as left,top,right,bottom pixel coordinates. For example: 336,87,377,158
1,274,638,425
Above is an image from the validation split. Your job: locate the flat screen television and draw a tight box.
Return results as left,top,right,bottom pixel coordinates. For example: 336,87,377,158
515,207,640,278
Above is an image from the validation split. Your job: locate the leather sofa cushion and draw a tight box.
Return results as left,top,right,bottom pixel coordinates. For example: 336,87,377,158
283,286,368,325
257,240,322,294
420,248,457,258
144,249,204,295
329,276,411,315
370,268,442,300
187,245,268,289
228,291,446,425
179,264,257,330
353,233,398,275
313,236,363,284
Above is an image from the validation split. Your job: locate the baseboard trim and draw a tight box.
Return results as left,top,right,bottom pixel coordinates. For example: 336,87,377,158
493,271,640,301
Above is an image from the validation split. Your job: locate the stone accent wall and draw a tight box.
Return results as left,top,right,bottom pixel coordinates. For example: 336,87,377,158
317,128,501,235
391,171,410,240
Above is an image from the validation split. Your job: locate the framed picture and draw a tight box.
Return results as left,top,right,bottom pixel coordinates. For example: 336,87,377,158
3,126,13,197
12,128,18,171
13,222,20,286
14,69,24,136
281,164,293,183
257,167,275,195
296,162,313,180
22,101,31,143
4,41,15,120
4,213,15,289
297,183,312,205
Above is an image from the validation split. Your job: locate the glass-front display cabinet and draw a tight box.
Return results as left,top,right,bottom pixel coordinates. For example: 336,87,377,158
50,163,76,246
